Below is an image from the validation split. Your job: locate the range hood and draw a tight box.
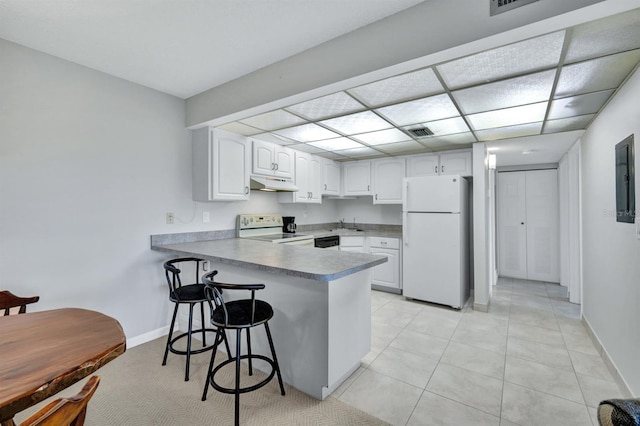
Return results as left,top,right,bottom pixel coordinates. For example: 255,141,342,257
250,175,298,192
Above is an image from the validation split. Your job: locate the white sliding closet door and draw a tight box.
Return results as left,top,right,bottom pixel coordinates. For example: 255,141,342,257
498,172,528,279
497,169,559,283
525,170,559,282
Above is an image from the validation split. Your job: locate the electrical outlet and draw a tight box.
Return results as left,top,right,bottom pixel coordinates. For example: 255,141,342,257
202,261,209,271
203,211,210,223
166,212,174,224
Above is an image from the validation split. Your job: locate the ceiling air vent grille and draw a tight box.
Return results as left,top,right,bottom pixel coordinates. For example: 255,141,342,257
406,127,434,138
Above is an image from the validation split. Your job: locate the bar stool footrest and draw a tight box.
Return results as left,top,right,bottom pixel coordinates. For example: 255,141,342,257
208,354,277,395
167,328,219,356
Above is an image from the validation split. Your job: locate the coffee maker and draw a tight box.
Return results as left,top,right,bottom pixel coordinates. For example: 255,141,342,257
282,216,296,233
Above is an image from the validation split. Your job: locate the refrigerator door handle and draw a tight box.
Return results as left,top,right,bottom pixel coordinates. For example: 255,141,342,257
403,212,409,245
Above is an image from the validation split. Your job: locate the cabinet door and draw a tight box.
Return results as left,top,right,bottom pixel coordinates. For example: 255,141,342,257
309,155,322,203
371,248,400,289
294,152,311,203
193,128,249,201
252,139,275,176
274,146,294,179
497,172,528,279
525,169,559,282
439,151,472,176
372,158,405,204
322,159,341,195
343,161,371,195
407,154,439,177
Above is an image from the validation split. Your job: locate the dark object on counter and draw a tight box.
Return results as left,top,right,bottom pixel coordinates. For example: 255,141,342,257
162,258,230,381
0,290,39,316
598,399,640,425
315,235,340,249
282,216,296,233
201,270,285,426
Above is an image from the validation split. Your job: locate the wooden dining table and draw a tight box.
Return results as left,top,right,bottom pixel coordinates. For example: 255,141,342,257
0,308,126,426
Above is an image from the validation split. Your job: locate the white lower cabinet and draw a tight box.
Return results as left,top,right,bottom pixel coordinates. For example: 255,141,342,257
339,236,366,253
369,237,401,292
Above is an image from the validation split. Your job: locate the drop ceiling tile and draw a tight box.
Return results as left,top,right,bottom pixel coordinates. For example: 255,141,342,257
285,92,365,120
273,123,341,142
452,70,555,114
405,117,470,137
467,102,547,130
352,128,411,146
436,31,565,89
319,111,392,135
424,132,477,145
253,132,297,145
548,90,614,120
376,141,428,154
376,94,459,126
216,122,262,136
288,143,326,154
239,109,307,131
475,123,542,141
347,68,444,107
565,9,640,63
335,146,382,158
543,115,594,133
315,151,350,161
308,137,364,151
555,49,640,97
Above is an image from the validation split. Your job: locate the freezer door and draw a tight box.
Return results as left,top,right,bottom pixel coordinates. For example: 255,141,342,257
402,212,466,308
403,175,464,213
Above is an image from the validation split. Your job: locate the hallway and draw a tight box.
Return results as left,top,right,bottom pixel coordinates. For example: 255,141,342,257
335,279,626,425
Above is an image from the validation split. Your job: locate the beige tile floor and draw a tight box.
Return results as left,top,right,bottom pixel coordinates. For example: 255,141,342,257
334,277,626,426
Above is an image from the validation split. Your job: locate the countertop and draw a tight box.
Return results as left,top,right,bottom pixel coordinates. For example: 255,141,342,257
151,238,387,282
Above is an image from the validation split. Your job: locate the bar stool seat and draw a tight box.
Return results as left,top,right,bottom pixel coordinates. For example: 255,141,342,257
201,271,285,426
162,257,230,381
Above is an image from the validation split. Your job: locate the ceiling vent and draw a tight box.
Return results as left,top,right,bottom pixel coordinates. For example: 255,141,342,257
406,127,434,138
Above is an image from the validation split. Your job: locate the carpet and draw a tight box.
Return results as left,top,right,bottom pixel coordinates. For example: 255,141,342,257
15,337,389,425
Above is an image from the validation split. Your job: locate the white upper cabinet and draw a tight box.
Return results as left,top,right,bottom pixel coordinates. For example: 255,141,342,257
407,150,472,177
372,158,406,204
342,160,371,196
407,154,439,177
251,138,294,179
439,151,472,176
322,158,341,196
278,151,322,204
192,127,250,201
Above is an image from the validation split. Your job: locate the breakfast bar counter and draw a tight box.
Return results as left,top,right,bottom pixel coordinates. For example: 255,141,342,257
151,236,386,400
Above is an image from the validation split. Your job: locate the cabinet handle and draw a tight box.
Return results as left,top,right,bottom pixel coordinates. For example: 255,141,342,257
435,165,438,173
275,163,279,171
375,194,378,200
244,186,249,195
367,185,370,191
324,183,327,190
270,162,275,170
441,165,445,173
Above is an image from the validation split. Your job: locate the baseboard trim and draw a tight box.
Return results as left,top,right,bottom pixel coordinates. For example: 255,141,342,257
473,301,490,313
127,325,170,349
582,315,634,398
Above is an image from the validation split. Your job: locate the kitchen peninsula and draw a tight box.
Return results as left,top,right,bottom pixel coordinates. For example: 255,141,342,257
151,233,386,400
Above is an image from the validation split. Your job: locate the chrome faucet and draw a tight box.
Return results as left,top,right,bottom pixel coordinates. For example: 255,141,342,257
339,218,345,229
353,217,356,230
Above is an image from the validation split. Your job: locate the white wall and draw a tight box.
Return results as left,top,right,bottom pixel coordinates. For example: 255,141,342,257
335,197,402,226
0,39,340,344
579,66,640,395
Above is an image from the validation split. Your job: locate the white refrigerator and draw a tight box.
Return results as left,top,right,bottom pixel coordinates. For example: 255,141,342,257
402,175,470,309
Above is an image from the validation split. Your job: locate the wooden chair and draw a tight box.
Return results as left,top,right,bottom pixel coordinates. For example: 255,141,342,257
0,291,39,316
20,376,100,426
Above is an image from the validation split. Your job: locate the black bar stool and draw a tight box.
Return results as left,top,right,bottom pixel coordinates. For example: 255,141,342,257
162,258,230,381
201,270,285,426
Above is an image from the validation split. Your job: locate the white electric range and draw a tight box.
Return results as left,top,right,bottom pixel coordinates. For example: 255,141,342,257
236,214,315,247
